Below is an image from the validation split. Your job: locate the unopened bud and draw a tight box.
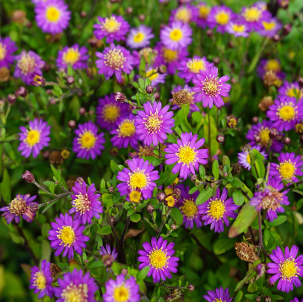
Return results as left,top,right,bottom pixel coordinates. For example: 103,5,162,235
147,205,154,214
283,23,292,36
68,120,76,128
7,94,16,105
102,254,114,268
252,117,259,124
278,0,289,9
166,295,173,302
110,147,119,157
80,11,87,18
188,284,194,292
157,65,166,74
108,186,114,193
216,134,225,144
223,172,228,177
154,92,160,101
206,29,213,37
264,296,271,302
254,135,261,143
255,297,261,302
276,134,283,142
50,98,56,105
30,203,39,213
284,137,291,145
22,170,35,183
66,76,74,85
16,86,27,98
121,268,128,276
269,129,278,139
191,175,197,182
126,7,133,14
171,224,177,230
298,77,303,90
79,107,86,115
228,41,234,48
114,92,127,103
76,177,84,184
173,188,181,197
157,192,166,202
146,85,154,94
138,14,145,22
111,216,116,224
213,57,220,64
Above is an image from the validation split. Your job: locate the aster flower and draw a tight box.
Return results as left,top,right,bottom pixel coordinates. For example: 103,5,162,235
30,260,53,299
35,0,71,34
0,37,17,68
18,118,50,158
267,245,303,293
0,194,37,224
208,6,235,33
29,72,45,86
267,96,303,131
178,55,213,83
169,5,196,24
258,18,282,37
199,187,238,233
14,50,45,85
96,43,134,83
160,21,192,50
226,21,249,37
103,274,140,302
132,47,158,68
164,132,208,179
169,85,198,111
269,152,303,182
241,5,271,31
204,287,232,302
93,15,130,43
99,244,118,260
54,269,98,301
145,68,167,86
56,44,89,70
195,2,211,28
117,158,159,199
238,145,267,170
138,237,179,283
257,59,285,79
72,121,105,160
278,81,303,100
135,101,174,146
126,25,154,49
291,299,303,302
192,66,231,108
48,213,89,258
69,181,102,224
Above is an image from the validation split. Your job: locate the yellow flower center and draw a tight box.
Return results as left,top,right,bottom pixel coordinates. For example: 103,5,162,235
0,43,7,61
57,226,76,247
169,29,183,41
149,249,168,269
118,119,136,137
215,12,230,25
165,196,176,207
187,58,205,73
63,48,80,66
18,54,36,75
33,74,43,85
9,195,27,216
104,49,126,70
143,110,163,133
208,199,226,220
295,123,303,134
102,16,121,33
278,161,296,180
129,171,148,190
79,131,96,150
243,7,262,22
175,7,191,23
34,272,46,290
163,48,178,63
113,285,130,302
61,283,89,302
199,6,210,19
180,199,198,219
215,299,223,302
259,128,270,146
278,105,296,121
265,59,281,73
262,21,275,31
146,69,159,81
45,6,61,23
202,77,220,96
279,258,298,280
61,149,70,159
177,145,197,166
25,130,40,147
129,191,141,203
133,32,145,43
73,193,91,214
164,187,173,195
102,104,120,123
246,153,251,164
287,88,302,99
232,24,245,32
227,118,237,128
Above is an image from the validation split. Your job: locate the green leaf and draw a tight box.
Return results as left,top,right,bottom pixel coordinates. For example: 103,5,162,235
87,260,104,269
48,183,55,194
42,223,51,238
51,164,60,181
214,238,237,255
188,186,199,194
137,266,150,282
144,156,162,166
199,165,206,179
110,160,120,173
235,290,243,302
230,177,244,188
0,168,11,203
269,215,287,227
266,237,275,250
212,160,219,179
223,155,230,167
97,225,112,235
42,198,61,214
232,190,245,206
196,187,212,205
170,208,183,225
67,64,74,76
155,172,171,186
102,193,113,209
100,179,106,190
204,114,218,156
130,213,141,223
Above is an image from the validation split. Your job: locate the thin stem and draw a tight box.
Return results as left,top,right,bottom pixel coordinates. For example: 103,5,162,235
208,110,212,168
156,208,171,239
33,181,56,197
83,248,102,259
257,211,268,258
121,217,130,241
280,179,303,193
108,216,120,243
248,226,256,246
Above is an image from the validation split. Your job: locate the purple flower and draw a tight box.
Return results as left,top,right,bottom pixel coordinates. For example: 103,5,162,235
199,187,238,233
279,81,303,100
30,260,53,299
0,194,37,224
269,152,303,182
99,244,118,260
18,118,50,158
169,5,196,24
267,96,303,131
72,121,105,160
267,245,303,293
169,85,198,112
14,50,45,85
126,25,154,49
164,132,208,179
0,37,17,68
241,5,271,31
291,299,303,302
117,158,159,199
103,274,140,302
160,21,192,50
208,6,235,33
195,2,211,28
226,21,249,37
56,44,89,70
204,287,232,302
138,237,179,283
35,0,71,34
48,213,89,258
135,101,174,146
93,15,130,43
238,145,267,170
96,43,134,83
257,59,284,79
69,181,102,224
145,68,167,86
258,18,282,37
192,66,231,108
54,269,98,301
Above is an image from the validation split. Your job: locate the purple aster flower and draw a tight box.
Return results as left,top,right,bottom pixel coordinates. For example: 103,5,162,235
199,187,238,233
69,181,102,224
14,50,45,85
103,274,140,302
279,81,303,100
160,21,192,50
54,269,98,301
0,37,17,68
35,0,71,34
204,287,232,302
208,6,235,33
178,55,213,83
267,96,303,131
0,194,37,224
269,152,303,182
110,115,138,149
267,245,303,293
56,44,89,70
169,5,196,24
93,15,130,43
192,66,231,108
48,213,89,258
195,2,212,28
135,101,175,146
241,5,271,31
257,59,285,79
164,132,208,179
169,85,198,111
258,18,282,37
126,25,154,49
99,244,118,260
30,260,53,299
18,118,50,158
28,72,44,86
145,67,167,86
117,158,159,199
226,21,249,37
72,121,105,160
291,299,303,302
255,1,268,11
238,145,267,170
96,43,134,83
138,237,179,283
250,177,289,221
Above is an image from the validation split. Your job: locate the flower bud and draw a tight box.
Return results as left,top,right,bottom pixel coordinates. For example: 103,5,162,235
227,117,238,128
121,268,128,276
269,129,278,139
278,0,289,9
16,86,27,98
206,29,213,37
228,41,234,48
146,85,154,94
252,117,259,124
108,186,114,193
110,147,119,157
30,203,39,213
188,284,194,292
147,205,154,214
102,254,114,268
284,137,291,145
50,98,56,105
157,65,167,74
166,295,172,302
111,216,116,224
68,120,76,128
254,135,261,143
157,192,166,202
216,134,225,144
80,11,87,18
272,34,280,42
283,23,292,36
223,172,228,177
213,57,220,64
126,7,133,14
66,76,74,85
22,170,35,183
255,297,261,302
171,224,177,230
191,174,197,182
173,188,181,197
298,77,303,90
154,92,160,101
76,177,84,184
114,92,127,103
264,297,271,302
79,107,86,115
295,123,303,134
7,94,16,105
138,14,145,22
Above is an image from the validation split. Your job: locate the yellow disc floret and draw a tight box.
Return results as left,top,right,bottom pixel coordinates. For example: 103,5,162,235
63,48,80,66
133,32,145,43
180,199,198,219
259,128,270,146
33,272,46,290
46,6,61,23
25,130,41,147
208,199,226,220
104,49,126,69
242,7,262,22
278,104,296,121
143,110,163,133
61,283,89,302
118,119,136,137
215,12,230,25
79,131,96,150
129,171,148,190
102,16,121,33
57,226,76,247
199,6,210,19
149,248,168,269
170,29,183,41
129,191,141,203
177,145,197,166
279,258,298,280
278,161,296,180
113,285,130,302
163,49,178,63
0,43,7,61
175,7,191,23
187,58,205,73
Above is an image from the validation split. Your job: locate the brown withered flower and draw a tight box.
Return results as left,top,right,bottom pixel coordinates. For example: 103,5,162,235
172,89,195,107
138,145,155,158
49,150,63,165
0,67,10,82
139,47,158,65
50,263,61,278
12,10,27,25
234,242,260,263
259,96,274,112
263,70,282,88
